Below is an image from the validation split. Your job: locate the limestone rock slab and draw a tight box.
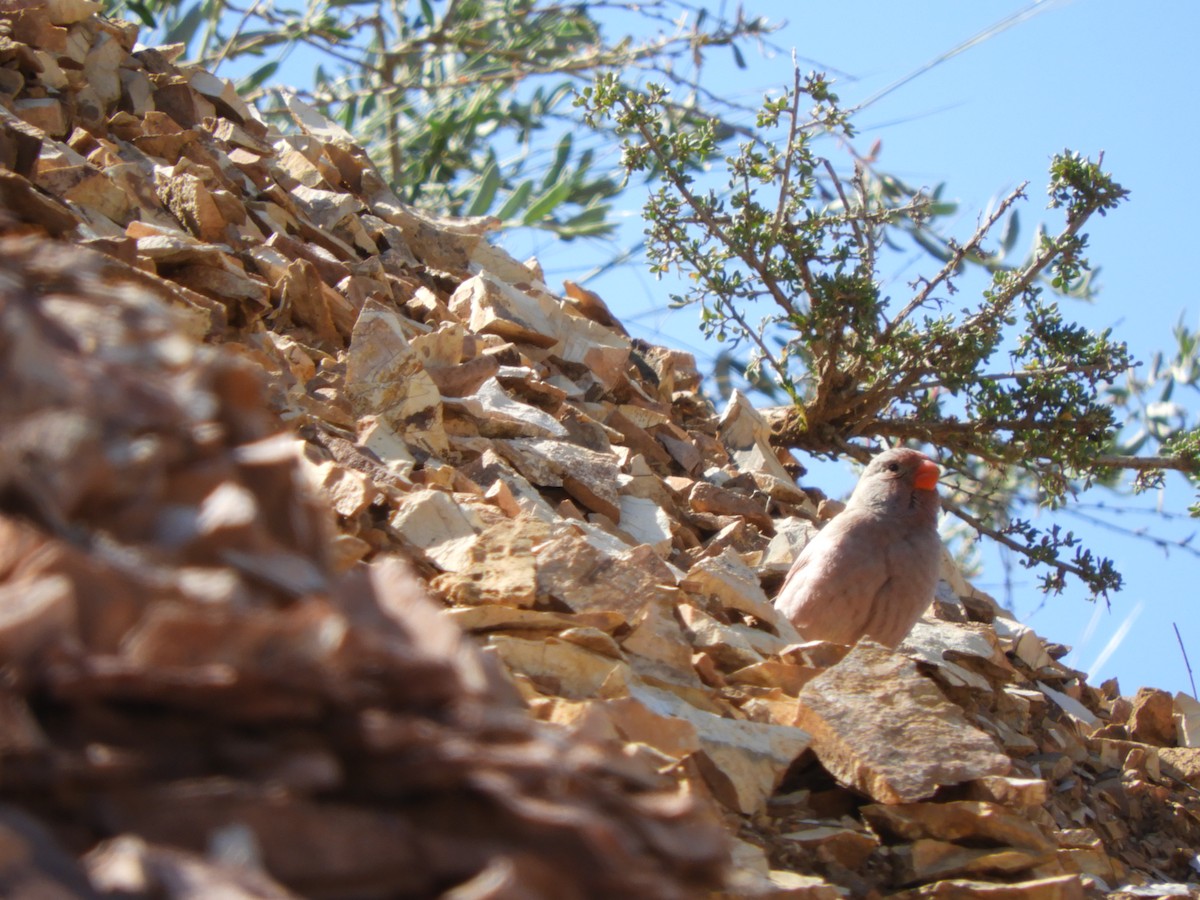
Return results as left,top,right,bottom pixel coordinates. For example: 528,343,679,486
795,642,1010,803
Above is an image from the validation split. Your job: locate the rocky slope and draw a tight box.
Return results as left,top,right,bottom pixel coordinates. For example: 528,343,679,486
1,2,1200,897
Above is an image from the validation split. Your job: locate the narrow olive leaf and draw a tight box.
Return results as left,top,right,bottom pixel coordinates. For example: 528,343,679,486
125,0,158,27
1000,208,1021,253
541,132,573,191
163,1,204,45
465,160,501,217
229,29,286,48
522,179,574,225
239,60,279,93
338,95,358,130
910,228,954,263
495,180,534,222
558,205,614,238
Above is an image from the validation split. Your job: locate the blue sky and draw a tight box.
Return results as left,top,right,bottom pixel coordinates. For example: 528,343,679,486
509,0,1200,698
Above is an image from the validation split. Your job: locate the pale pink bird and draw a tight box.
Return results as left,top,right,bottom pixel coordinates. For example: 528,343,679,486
776,448,942,648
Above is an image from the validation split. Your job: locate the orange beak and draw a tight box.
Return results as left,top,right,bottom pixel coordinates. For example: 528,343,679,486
914,459,940,492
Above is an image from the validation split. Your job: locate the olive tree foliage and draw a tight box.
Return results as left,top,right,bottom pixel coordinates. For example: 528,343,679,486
101,0,777,238
577,70,1200,597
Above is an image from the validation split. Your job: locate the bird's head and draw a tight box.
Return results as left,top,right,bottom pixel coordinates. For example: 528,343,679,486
849,448,941,520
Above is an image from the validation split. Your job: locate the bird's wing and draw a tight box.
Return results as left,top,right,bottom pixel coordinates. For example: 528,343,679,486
777,511,893,608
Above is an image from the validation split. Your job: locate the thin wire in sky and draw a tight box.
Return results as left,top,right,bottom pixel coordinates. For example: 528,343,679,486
854,0,1073,114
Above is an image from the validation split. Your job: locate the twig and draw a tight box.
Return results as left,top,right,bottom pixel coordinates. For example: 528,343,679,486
210,0,264,73
854,164,877,277
822,158,866,249
1174,622,1198,700
883,184,1027,339
912,361,1113,391
940,495,1104,591
664,236,789,388
1058,504,1200,560
625,102,798,320
1092,454,1200,474
771,61,804,241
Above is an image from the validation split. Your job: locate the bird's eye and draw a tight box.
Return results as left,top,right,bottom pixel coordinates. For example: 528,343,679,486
886,462,900,472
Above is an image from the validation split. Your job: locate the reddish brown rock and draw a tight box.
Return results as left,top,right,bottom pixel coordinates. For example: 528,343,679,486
1127,686,1177,746
795,643,1010,804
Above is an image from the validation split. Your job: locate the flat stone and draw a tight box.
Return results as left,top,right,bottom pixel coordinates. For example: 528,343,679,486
551,308,632,391
1174,692,1200,748
616,495,673,555
535,533,676,624
460,449,559,523
899,619,1009,691
688,481,773,531
297,455,377,518
345,300,448,456
495,437,621,520
677,603,767,671
448,272,559,348
1127,687,1176,746
718,390,796,483
761,517,816,576
487,634,632,700
388,489,481,570
992,617,1057,672
681,549,795,633
888,874,1085,900
861,801,1055,852
444,377,567,438
620,591,708,695
630,682,811,815
1035,681,1099,728
1157,747,1200,787
962,776,1050,811
779,824,879,870
795,642,1010,804
429,521,539,608
892,839,1054,886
